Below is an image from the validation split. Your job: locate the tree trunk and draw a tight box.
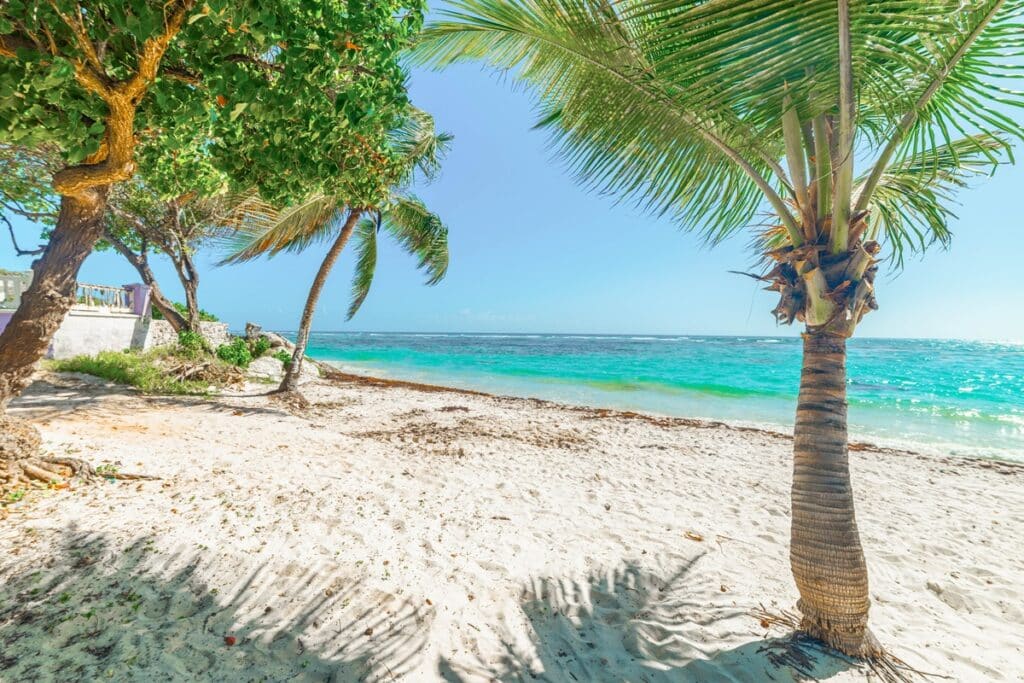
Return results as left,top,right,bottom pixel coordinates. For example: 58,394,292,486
0,191,110,491
183,279,200,332
166,253,200,333
280,209,361,392
790,332,879,657
105,230,188,333
0,190,109,407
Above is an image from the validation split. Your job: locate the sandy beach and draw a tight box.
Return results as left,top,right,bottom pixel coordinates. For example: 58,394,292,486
1,371,1021,682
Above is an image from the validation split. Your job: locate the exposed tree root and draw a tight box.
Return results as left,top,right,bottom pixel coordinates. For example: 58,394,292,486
751,606,947,682
1,415,157,499
268,389,311,414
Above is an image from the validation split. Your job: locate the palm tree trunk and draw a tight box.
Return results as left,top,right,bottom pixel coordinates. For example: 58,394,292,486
280,209,361,392
790,332,879,657
0,190,109,408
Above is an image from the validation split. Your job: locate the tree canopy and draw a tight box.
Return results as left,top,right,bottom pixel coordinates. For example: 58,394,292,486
1,0,426,205
220,107,451,320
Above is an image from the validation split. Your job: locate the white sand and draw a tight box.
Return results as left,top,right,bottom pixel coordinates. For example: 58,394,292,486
1,372,1021,681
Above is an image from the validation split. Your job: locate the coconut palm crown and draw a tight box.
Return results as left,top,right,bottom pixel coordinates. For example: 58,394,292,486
415,0,1024,659
220,107,451,390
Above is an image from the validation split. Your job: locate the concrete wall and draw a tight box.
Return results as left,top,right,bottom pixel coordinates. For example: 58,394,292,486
1,309,146,360
48,310,146,359
0,310,231,360
0,279,231,359
142,319,230,349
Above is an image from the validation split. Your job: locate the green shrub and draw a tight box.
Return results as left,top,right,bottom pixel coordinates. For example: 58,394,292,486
251,335,271,358
177,330,205,358
216,338,253,368
272,349,292,368
52,351,210,395
152,302,219,322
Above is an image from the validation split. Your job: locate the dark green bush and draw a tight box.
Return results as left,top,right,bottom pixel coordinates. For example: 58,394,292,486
216,338,253,368
272,349,292,368
177,330,205,358
251,336,271,358
152,302,219,322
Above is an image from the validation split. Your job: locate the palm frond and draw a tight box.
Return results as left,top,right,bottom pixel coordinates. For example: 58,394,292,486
415,0,784,241
391,108,454,185
384,195,450,285
347,217,380,320
857,0,1024,210
217,193,344,264
417,0,1023,259
862,134,1008,266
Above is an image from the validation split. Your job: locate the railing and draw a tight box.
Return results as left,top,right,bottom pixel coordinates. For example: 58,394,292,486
73,283,135,313
0,271,32,309
0,274,136,314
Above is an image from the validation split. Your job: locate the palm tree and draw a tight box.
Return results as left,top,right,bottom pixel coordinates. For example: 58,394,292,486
415,0,1024,657
221,109,451,392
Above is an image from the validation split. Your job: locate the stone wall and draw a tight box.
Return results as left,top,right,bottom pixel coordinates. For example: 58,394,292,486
141,319,231,350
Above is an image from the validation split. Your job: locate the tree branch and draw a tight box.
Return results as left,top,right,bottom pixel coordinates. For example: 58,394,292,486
163,65,202,84
2,215,46,256
0,33,40,58
120,0,197,102
51,0,198,198
47,0,105,74
226,53,284,73
0,198,58,222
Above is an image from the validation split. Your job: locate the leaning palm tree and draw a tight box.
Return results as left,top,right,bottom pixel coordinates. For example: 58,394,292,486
221,109,450,392
416,0,1024,658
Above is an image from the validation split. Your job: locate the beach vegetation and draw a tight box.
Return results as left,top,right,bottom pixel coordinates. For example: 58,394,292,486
417,0,1024,660
215,338,254,369
0,0,428,485
213,334,272,369
176,330,205,359
251,336,272,359
220,107,451,392
3,488,26,505
52,328,248,395
53,350,211,395
152,302,218,324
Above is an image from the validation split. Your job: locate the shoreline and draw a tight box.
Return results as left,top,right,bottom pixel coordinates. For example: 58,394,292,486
319,363,1024,472
293,331,1024,463
2,372,1022,680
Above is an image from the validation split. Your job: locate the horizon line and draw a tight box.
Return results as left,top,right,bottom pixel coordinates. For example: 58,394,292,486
247,329,1023,345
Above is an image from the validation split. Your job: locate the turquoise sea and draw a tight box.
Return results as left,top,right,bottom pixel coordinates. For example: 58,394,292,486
302,332,1024,462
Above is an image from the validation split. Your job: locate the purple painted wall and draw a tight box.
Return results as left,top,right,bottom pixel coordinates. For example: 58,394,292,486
0,310,11,336
125,283,151,316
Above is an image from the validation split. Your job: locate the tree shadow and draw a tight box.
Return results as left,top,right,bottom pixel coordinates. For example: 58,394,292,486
12,374,289,424
0,526,432,680
438,555,857,682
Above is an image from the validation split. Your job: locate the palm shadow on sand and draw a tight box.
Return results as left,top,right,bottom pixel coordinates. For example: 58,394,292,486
0,525,432,681
438,554,857,683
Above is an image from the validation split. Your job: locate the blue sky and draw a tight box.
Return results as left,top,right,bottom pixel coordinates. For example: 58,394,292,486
3,64,1023,341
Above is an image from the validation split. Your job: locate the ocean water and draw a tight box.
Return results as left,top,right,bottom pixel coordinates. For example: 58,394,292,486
302,332,1024,461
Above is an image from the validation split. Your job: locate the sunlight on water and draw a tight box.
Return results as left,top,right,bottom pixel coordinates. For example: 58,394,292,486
300,333,1024,462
